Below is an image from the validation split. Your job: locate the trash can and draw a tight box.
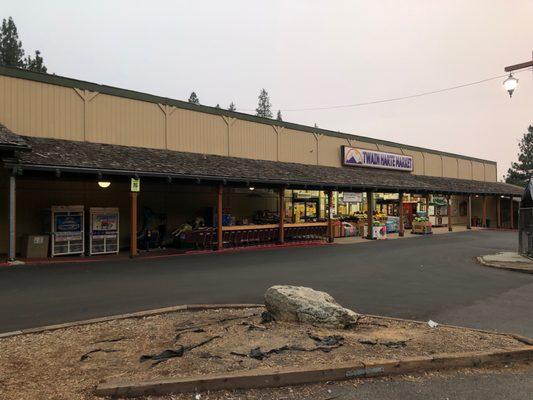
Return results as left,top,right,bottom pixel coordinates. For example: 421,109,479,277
20,235,50,258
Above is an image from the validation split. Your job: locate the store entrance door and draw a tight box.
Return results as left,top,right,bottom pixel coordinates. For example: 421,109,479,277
293,200,318,223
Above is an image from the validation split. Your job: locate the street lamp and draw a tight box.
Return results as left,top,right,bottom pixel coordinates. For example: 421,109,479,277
503,51,533,98
503,74,518,97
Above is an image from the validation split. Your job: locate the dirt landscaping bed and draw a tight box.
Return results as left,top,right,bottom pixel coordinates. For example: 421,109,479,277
0,306,529,399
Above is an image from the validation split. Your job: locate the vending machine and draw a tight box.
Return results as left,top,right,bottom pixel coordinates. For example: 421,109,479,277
88,208,119,255
51,205,85,257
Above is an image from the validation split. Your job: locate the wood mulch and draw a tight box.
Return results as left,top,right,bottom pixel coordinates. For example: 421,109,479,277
0,307,525,400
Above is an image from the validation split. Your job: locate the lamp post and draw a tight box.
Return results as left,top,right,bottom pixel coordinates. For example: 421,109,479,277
503,74,518,97
503,52,533,97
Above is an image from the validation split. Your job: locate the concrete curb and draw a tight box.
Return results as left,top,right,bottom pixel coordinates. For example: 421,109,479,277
0,241,331,268
476,256,533,274
0,304,263,339
94,346,533,398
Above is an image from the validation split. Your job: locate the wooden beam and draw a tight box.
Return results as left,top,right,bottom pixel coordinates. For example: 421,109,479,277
398,192,405,237
447,195,452,232
504,59,533,72
482,195,487,227
129,192,138,258
467,195,472,229
279,188,285,244
327,190,334,243
8,174,16,261
425,195,430,217
367,191,374,240
217,184,223,250
497,196,501,229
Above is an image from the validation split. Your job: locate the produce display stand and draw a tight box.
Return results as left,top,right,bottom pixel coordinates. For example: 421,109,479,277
411,220,433,234
50,205,85,257
88,207,120,255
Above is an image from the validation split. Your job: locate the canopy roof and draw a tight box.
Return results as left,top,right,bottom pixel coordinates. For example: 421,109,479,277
2,135,522,196
0,123,30,151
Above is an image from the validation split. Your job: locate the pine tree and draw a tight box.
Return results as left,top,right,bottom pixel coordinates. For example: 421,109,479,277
0,17,25,68
276,110,283,121
228,102,236,111
506,125,533,187
255,89,273,118
25,50,47,73
188,91,199,104
0,17,47,72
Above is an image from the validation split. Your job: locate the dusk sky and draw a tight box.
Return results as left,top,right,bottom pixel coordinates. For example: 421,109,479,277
3,0,532,179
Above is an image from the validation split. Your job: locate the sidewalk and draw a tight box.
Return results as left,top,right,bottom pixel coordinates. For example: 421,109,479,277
335,225,470,244
477,252,533,274
0,240,329,267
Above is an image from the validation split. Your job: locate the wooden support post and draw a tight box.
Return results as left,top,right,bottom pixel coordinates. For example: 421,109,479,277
425,194,430,217
129,192,138,258
467,195,472,229
327,190,334,243
497,196,501,229
8,174,16,261
367,191,374,240
217,183,223,250
398,192,405,237
279,188,285,244
447,195,452,232
482,195,487,228
510,196,514,229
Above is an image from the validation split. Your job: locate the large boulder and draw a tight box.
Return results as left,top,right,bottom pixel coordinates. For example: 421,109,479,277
264,285,360,328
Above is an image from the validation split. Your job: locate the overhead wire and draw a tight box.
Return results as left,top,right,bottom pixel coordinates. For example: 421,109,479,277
237,67,532,113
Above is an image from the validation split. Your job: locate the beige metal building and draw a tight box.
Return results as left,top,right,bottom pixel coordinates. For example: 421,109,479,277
0,66,522,259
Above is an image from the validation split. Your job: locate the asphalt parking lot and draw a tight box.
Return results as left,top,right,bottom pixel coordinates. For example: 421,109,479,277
1,229,531,336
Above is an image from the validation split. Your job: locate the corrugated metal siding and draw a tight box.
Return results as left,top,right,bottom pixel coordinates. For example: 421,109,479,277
87,94,165,149
485,163,497,182
472,161,485,181
279,128,317,165
458,158,473,180
423,152,443,177
231,119,277,161
317,135,343,167
167,108,227,155
442,156,459,178
0,75,84,140
352,139,379,151
375,144,403,154
402,149,425,175
0,74,498,182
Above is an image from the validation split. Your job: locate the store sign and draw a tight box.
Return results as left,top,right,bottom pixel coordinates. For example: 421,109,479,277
342,146,413,171
131,178,141,192
343,192,362,203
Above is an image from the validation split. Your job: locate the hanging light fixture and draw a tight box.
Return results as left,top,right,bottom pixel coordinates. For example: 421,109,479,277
503,74,518,97
249,186,255,191
98,181,111,188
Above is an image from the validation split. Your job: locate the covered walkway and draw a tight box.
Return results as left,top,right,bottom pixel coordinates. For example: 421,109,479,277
0,124,523,261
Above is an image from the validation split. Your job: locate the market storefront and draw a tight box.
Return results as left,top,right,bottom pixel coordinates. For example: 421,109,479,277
0,131,523,261
0,67,524,262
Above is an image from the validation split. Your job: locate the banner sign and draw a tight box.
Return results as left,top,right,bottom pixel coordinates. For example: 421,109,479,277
342,192,362,203
342,146,413,171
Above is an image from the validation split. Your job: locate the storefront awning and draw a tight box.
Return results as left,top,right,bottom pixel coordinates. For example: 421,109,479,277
1,135,523,196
